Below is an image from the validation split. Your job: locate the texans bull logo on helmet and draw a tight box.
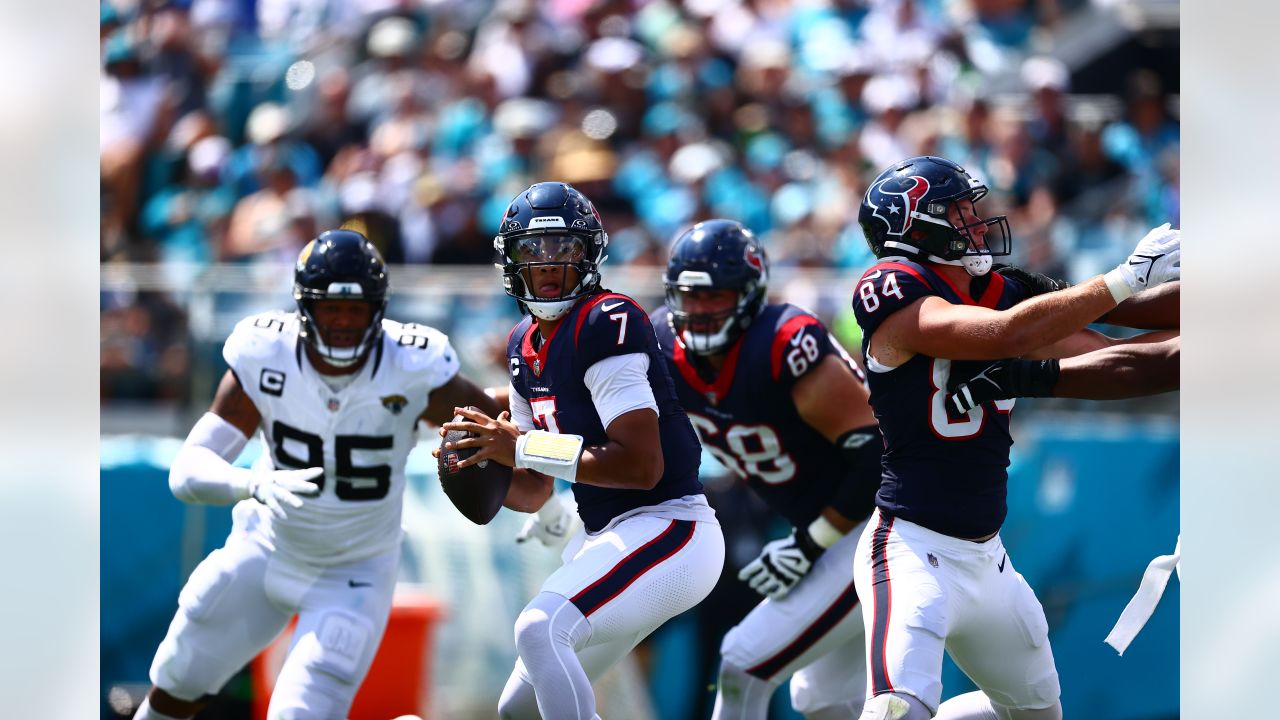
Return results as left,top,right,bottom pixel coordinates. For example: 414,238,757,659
744,242,767,279
866,175,931,237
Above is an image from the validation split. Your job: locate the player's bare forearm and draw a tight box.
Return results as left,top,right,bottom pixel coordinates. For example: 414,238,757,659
1054,335,1179,399
897,277,1121,361
575,408,664,490
1097,281,1179,330
819,506,859,534
504,468,554,513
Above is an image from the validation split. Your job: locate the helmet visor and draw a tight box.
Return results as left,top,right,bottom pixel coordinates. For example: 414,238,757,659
509,235,587,264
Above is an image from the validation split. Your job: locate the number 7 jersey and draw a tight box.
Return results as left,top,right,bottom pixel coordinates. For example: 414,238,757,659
851,259,1033,538
223,311,460,565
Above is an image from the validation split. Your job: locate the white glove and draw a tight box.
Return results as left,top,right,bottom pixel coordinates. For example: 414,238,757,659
516,492,579,548
248,467,323,520
1115,223,1181,293
738,528,825,600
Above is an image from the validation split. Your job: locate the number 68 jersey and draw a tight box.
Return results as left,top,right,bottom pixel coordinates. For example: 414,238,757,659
223,311,460,566
651,303,875,529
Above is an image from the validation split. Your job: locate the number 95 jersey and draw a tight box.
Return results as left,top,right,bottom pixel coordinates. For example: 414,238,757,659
223,311,460,565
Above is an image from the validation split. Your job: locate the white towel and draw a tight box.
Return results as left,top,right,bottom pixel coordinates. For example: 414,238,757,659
1104,535,1181,655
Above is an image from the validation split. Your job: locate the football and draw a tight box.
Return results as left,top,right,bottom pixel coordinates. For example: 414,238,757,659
437,406,513,525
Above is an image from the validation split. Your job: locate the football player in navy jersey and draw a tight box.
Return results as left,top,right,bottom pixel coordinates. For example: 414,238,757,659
133,230,499,720
436,182,725,720
649,219,882,720
847,156,1181,720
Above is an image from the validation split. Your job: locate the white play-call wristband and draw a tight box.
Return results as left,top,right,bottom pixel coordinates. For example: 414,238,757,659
515,430,584,483
1103,268,1135,304
806,516,845,550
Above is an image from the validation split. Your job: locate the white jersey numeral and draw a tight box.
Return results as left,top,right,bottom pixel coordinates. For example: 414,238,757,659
529,397,561,433
609,312,628,345
688,413,796,484
928,359,1015,439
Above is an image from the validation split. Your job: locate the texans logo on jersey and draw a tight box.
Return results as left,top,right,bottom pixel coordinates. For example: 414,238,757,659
866,175,931,236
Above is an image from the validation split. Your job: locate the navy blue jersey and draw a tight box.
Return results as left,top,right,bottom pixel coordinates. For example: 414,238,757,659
652,303,879,529
852,259,1033,538
507,292,704,532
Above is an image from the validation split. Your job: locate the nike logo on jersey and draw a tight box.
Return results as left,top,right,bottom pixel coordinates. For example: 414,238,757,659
601,301,625,312
998,553,1007,573
348,580,373,588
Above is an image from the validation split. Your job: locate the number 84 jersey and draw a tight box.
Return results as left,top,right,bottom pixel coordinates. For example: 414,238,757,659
223,311,460,566
651,303,870,529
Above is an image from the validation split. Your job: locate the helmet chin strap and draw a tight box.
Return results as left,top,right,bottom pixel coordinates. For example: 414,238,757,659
926,253,992,277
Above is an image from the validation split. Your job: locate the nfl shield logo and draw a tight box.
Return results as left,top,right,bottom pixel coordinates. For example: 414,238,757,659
928,553,939,568
327,398,340,412
705,390,717,404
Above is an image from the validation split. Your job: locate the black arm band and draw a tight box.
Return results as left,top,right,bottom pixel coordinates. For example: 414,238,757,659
831,425,883,521
1008,358,1061,397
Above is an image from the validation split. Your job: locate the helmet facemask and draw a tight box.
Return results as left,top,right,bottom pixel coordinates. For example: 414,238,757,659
295,289,385,368
496,233,605,321
889,191,1011,276
664,274,763,355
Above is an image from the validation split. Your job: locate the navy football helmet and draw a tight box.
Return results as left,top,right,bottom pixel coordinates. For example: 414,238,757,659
858,156,1010,276
293,229,388,367
493,182,609,321
664,219,768,355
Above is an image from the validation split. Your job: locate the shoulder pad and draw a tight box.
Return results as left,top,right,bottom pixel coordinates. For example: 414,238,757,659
381,320,460,391
223,311,296,370
573,293,653,360
769,305,834,383
852,261,937,338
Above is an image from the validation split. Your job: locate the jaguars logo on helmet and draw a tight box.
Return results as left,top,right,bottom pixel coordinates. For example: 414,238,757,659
293,229,388,367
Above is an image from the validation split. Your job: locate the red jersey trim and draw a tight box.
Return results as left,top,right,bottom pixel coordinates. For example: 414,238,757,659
770,315,822,381
673,333,744,405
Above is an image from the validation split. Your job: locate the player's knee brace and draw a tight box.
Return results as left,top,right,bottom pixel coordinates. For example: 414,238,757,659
861,693,932,720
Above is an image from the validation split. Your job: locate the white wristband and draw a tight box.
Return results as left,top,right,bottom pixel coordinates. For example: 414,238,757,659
515,430,584,483
1103,268,1134,304
806,516,845,550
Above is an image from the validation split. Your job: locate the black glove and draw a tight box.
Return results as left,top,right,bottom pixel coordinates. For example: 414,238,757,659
992,263,1071,297
946,358,1060,415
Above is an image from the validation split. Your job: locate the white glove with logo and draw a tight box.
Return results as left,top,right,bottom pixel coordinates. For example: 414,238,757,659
1114,223,1181,295
738,528,826,600
248,467,323,520
516,492,580,548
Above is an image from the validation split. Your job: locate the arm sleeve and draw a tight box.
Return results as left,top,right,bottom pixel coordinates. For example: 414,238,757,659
583,353,659,430
508,383,537,432
168,412,255,505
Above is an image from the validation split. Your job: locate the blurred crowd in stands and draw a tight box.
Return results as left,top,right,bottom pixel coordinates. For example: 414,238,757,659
100,0,1178,402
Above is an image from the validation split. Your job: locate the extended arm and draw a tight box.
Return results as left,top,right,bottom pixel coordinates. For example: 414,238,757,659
168,370,321,518
420,372,502,426
1097,281,1179,330
946,333,1179,413
873,224,1180,363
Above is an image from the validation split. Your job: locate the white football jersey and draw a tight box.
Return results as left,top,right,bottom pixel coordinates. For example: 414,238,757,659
223,311,459,565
